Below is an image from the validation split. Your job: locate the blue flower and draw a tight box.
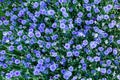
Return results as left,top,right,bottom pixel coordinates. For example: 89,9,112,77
17,30,23,36
117,40,120,44
94,0,101,4
5,73,12,79
73,51,80,57
62,12,69,18
103,4,113,13
33,69,40,75
85,6,92,11
60,23,66,29
106,60,112,66
8,45,14,51
51,34,58,40
15,59,21,64
40,1,46,8
68,66,74,72
77,12,83,17
90,41,97,49
64,43,70,50
76,44,82,50
87,13,92,18
50,64,57,72
66,51,73,57
33,2,39,8
107,69,112,74
52,22,57,28
83,0,89,4
47,10,55,16
63,71,72,80
94,7,100,13
113,48,118,55
14,71,21,76
98,47,104,52
100,68,106,74
60,7,66,12
82,40,88,47
35,31,41,38
28,32,34,38
94,56,100,62
103,15,109,20
17,45,23,51
3,20,9,25
0,20,3,25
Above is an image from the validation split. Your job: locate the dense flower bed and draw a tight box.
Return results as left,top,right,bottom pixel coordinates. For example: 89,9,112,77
0,0,120,80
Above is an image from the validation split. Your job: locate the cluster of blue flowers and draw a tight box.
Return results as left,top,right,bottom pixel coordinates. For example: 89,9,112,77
0,0,120,80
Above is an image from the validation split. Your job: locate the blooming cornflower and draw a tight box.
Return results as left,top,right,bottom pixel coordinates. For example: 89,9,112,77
0,50,6,55
94,56,100,62
77,12,83,17
103,4,113,13
106,60,112,66
17,30,23,36
94,0,101,4
88,56,94,62
100,68,106,74
8,45,14,51
45,58,50,63
60,7,66,12
33,2,39,8
40,1,46,8
51,52,57,57
62,12,69,18
5,73,12,79
66,51,73,57
94,7,100,13
63,71,72,80
76,44,82,50
64,43,70,50
50,64,57,72
117,40,120,44
107,69,112,74
82,40,88,47
3,20,9,25
87,13,92,18
90,41,97,49
28,32,34,38
103,15,109,20
47,10,55,16
21,20,27,25
68,66,74,72
60,23,66,29
85,6,92,11
35,31,41,38
0,56,5,61
0,20,3,25
15,59,20,64
17,45,23,51
52,22,57,28
51,34,58,40
73,51,80,57
113,48,118,55
83,0,89,4
33,69,40,75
